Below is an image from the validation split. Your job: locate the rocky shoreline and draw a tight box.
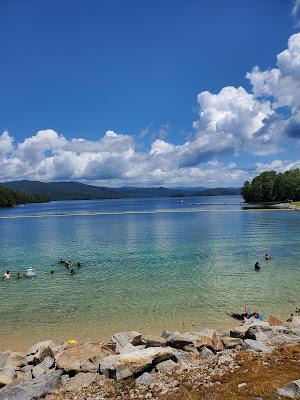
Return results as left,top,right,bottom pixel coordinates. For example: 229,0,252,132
272,203,300,211
1,315,300,400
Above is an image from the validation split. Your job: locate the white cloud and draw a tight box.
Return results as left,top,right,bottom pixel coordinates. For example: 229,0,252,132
1,33,300,187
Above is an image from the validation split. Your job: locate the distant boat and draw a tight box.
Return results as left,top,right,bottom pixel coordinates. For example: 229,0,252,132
25,267,37,277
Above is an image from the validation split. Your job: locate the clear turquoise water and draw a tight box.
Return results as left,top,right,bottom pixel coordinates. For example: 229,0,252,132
0,196,299,351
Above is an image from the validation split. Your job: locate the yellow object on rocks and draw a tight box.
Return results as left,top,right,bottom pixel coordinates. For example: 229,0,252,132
67,340,77,345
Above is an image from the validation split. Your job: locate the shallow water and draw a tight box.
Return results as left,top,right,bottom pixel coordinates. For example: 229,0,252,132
0,196,299,351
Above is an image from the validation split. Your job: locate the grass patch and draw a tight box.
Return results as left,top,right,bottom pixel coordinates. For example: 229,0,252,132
292,201,300,206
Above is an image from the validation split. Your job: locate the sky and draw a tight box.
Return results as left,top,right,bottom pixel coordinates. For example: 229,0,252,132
0,0,300,187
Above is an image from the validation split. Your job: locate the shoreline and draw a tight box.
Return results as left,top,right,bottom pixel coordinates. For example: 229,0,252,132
1,314,300,400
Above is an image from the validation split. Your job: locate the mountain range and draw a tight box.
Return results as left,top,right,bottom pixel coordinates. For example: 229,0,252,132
0,180,241,201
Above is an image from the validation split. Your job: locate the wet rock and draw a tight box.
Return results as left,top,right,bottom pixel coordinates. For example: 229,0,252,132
56,342,114,373
64,372,105,391
32,356,54,378
0,369,63,400
27,340,56,356
244,339,273,354
198,347,214,358
277,378,300,398
100,346,175,380
112,331,143,353
142,335,167,347
155,359,177,372
222,337,243,348
135,372,152,386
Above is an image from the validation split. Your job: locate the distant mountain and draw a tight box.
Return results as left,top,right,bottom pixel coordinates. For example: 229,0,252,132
0,180,241,201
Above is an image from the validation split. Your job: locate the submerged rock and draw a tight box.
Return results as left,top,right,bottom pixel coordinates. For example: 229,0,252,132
0,370,62,400
100,346,175,380
56,342,114,373
277,378,300,398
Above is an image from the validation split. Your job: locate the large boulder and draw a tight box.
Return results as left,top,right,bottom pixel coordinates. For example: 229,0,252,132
193,329,224,351
165,333,193,349
100,346,175,380
27,340,56,356
55,342,114,373
230,325,249,339
0,369,15,386
112,331,143,353
0,351,27,370
142,335,167,347
277,379,300,398
32,357,54,378
0,370,62,400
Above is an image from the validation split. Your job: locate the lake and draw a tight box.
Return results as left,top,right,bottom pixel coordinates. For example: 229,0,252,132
0,195,299,351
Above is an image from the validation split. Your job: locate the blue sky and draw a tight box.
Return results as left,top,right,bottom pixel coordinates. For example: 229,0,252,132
0,0,300,187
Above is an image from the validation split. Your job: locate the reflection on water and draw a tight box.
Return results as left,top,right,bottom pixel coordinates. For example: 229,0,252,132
0,196,299,351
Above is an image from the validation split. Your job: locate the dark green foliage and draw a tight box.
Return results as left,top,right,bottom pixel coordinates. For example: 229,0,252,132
241,169,300,203
0,186,49,208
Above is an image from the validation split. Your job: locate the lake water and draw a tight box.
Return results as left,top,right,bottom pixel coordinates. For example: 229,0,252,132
0,196,300,351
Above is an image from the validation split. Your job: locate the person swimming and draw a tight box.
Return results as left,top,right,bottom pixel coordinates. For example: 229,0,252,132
255,262,260,270
265,253,272,260
2,271,11,280
77,261,81,268
69,268,75,275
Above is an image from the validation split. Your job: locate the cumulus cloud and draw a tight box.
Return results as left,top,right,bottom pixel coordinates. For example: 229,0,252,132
1,32,300,187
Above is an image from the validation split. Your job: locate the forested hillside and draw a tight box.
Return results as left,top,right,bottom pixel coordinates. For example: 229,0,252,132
0,187,49,208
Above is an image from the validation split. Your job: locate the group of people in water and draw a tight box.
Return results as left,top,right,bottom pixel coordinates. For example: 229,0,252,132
2,259,81,280
59,259,81,275
255,253,272,271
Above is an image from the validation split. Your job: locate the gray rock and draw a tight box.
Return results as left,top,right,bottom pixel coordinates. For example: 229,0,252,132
14,371,32,383
172,351,190,363
55,342,114,373
32,356,54,378
142,335,167,347
34,345,54,363
61,374,70,384
119,344,145,354
27,340,56,356
165,333,193,349
198,346,214,358
112,331,142,353
0,368,15,386
64,372,105,391
0,369,62,400
218,354,233,365
244,339,273,354
277,378,300,398
292,316,300,328
155,359,177,372
100,346,175,380
20,365,33,373
222,337,243,348
0,351,27,370
26,356,34,364
230,325,249,339
161,330,171,339
135,372,152,386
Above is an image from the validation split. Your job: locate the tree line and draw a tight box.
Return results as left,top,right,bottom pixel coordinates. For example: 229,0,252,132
0,186,49,208
241,169,300,203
